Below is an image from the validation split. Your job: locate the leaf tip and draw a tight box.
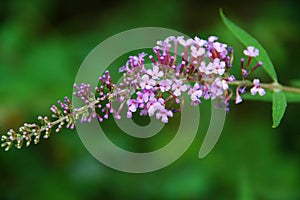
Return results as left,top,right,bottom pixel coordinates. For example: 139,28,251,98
219,8,225,17
272,91,287,128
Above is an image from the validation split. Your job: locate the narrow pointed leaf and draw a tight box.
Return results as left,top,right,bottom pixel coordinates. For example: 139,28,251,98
272,91,287,128
220,9,278,82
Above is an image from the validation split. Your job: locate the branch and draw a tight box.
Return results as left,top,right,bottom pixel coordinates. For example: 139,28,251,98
229,80,300,94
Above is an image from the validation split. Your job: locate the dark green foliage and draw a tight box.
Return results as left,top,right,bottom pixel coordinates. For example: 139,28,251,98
0,0,299,199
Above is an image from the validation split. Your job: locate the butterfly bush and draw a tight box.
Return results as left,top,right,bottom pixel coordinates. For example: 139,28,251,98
1,35,265,151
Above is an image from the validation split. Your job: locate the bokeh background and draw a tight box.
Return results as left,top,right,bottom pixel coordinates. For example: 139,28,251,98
0,0,299,199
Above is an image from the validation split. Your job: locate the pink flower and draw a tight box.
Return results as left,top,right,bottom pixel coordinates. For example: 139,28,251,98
191,46,205,58
213,42,228,58
147,65,164,80
194,36,207,47
164,36,176,43
208,36,218,42
140,74,156,90
235,87,243,104
213,58,226,75
227,75,236,82
127,99,138,112
201,85,211,100
188,83,203,101
128,52,146,67
243,46,259,57
235,95,243,104
147,98,164,116
172,79,188,96
157,40,171,49
210,78,228,99
127,111,132,118
159,79,172,92
213,42,227,53
199,61,215,75
177,36,193,47
142,90,155,103
156,109,173,123
222,80,229,90
250,79,266,96
136,91,146,104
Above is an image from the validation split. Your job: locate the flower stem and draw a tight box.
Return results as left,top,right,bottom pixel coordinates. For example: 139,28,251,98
229,80,300,94
40,100,100,133
281,85,300,94
46,82,300,132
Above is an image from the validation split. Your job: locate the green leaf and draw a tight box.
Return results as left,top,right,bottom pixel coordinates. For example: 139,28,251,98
272,91,287,128
220,9,278,82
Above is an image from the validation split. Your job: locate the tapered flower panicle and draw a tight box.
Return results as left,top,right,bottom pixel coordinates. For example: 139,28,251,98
1,35,266,151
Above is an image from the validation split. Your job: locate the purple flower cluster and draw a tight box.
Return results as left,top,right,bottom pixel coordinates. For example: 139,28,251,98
90,36,265,123
1,35,266,151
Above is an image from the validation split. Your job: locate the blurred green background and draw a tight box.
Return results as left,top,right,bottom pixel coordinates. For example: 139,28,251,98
0,0,299,199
